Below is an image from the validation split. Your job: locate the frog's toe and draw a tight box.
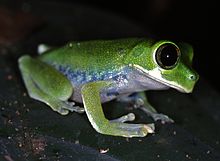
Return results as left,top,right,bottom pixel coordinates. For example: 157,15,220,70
110,113,135,123
63,101,85,113
56,108,69,115
152,113,174,124
50,100,84,115
144,123,155,134
133,98,145,108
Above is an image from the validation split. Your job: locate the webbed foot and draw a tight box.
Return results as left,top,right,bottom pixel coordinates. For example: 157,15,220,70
112,122,155,137
150,112,174,124
109,113,155,137
139,105,174,124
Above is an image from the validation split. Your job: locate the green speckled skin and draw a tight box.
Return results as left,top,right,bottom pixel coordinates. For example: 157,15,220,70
39,38,146,72
18,38,199,137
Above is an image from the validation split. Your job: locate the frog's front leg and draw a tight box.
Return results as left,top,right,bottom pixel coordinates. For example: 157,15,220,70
118,92,174,124
18,55,84,115
81,81,155,137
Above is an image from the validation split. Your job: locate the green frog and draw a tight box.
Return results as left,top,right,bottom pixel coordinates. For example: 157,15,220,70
18,38,199,137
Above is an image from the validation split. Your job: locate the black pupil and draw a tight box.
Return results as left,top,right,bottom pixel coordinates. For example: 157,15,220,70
157,44,179,68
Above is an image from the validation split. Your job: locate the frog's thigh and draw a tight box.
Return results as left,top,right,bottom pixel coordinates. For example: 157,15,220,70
18,55,84,115
81,81,155,137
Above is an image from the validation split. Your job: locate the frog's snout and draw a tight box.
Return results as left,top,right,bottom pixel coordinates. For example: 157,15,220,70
182,71,199,93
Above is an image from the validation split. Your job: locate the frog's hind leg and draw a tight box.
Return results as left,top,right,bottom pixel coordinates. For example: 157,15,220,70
118,92,174,124
81,81,155,137
18,55,84,115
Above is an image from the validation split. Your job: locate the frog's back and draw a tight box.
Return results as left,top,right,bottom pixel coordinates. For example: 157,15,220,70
38,38,145,72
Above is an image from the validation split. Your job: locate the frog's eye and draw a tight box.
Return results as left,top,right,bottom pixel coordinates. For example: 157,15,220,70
155,43,180,69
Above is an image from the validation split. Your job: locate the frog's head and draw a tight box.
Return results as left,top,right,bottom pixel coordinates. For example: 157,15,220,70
126,40,199,93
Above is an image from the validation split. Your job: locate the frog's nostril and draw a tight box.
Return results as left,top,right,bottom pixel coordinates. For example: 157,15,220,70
189,75,196,81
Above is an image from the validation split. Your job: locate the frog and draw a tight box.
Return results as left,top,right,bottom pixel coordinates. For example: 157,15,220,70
18,38,199,138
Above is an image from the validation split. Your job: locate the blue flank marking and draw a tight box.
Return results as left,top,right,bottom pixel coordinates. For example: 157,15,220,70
55,65,130,85
106,91,120,97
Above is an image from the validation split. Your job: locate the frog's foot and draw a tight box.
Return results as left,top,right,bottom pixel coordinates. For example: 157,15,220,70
139,107,174,124
64,101,85,113
109,113,155,137
151,113,174,124
127,94,174,124
111,122,155,137
110,113,135,123
50,100,84,115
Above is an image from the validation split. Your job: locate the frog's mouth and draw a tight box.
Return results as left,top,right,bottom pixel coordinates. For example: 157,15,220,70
133,64,192,93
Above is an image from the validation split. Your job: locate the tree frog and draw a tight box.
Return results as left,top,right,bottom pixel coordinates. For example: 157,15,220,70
18,38,199,138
